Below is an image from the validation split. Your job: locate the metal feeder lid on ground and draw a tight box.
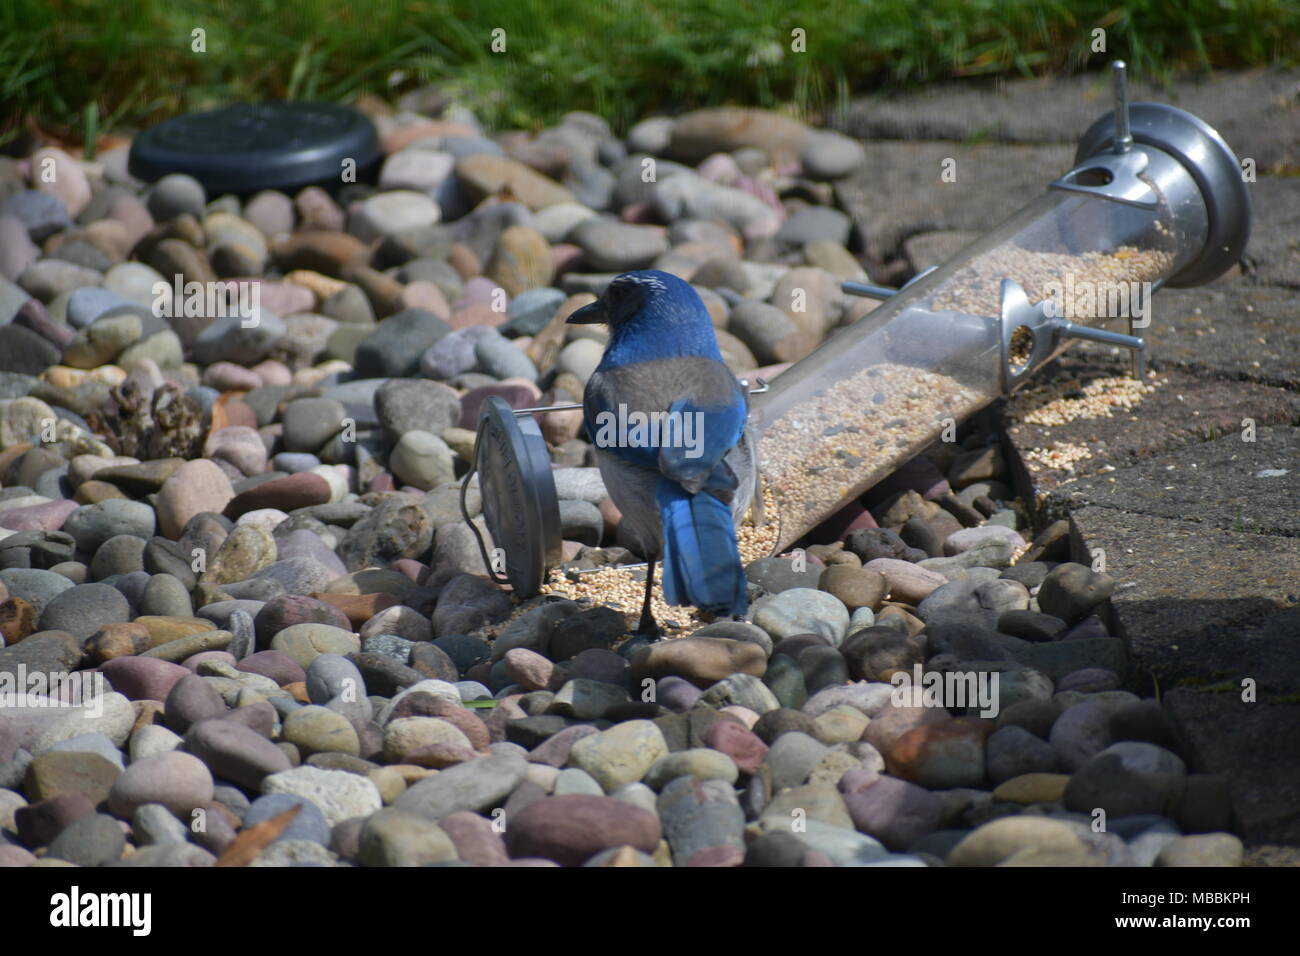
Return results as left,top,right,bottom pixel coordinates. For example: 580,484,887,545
462,396,562,599
468,62,1253,593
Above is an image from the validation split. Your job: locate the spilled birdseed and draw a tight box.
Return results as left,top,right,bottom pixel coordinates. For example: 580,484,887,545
1022,441,1093,474
1006,370,1166,479
1006,372,1164,427
538,484,780,636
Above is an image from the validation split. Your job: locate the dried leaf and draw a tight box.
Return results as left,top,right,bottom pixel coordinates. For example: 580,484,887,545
215,804,302,867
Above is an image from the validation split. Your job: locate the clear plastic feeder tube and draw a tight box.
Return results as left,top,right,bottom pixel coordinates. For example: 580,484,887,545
749,168,1201,554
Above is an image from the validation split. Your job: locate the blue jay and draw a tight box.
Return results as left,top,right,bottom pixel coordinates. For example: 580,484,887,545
567,269,756,638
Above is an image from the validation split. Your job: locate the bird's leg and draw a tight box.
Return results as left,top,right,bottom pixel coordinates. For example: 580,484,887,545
635,558,661,640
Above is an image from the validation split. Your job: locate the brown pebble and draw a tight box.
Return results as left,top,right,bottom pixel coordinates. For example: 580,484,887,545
134,616,219,647
875,605,925,636
207,400,230,435
271,231,369,277
310,592,401,627
216,394,259,431
86,621,154,662
131,700,166,734
293,187,346,233
423,701,490,751
340,264,404,318
0,596,37,644
630,637,767,689
447,242,481,280
204,799,243,837
74,479,129,504
0,443,34,481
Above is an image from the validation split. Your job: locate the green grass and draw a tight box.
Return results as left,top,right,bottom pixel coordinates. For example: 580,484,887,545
3,0,1298,149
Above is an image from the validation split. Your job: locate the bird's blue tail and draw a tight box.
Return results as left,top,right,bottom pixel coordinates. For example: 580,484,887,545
655,478,748,617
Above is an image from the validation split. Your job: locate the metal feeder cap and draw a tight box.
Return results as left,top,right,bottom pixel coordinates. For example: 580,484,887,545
1075,102,1251,288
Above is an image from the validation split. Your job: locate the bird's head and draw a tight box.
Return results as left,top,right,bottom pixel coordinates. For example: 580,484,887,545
566,269,707,331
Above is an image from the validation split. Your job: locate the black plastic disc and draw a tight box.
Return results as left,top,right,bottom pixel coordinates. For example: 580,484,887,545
474,396,561,598
128,101,381,195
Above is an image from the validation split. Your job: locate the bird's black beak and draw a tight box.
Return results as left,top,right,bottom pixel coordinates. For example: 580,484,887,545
566,299,607,325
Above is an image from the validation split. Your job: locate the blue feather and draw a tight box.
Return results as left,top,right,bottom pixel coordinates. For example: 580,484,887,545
656,478,748,616
658,394,745,492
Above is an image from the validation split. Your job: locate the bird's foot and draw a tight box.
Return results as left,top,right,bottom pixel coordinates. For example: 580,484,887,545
633,612,662,641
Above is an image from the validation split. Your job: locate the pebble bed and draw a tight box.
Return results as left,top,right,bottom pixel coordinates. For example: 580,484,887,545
0,99,1244,868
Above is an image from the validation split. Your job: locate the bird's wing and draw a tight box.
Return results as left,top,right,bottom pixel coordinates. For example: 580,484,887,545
657,391,745,497
584,357,747,494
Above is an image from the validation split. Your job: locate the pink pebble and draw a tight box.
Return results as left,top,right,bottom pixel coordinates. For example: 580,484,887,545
255,280,316,316
550,243,584,276
697,152,742,185
454,276,506,311
686,845,745,867
391,558,428,583
202,361,263,391
399,281,451,319
182,651,239,671
619,202,655,223
251,360,292,386
449,303,507,330
496,377,541,400
0,499,78,531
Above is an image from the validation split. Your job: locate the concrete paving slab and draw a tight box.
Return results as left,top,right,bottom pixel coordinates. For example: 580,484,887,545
1066,506,1300,695
1166,689,1300,845
1238,175,1300,289
832,69,1300,172
833,141,1073,261
1044,426,1300,537
1148,283,1300,391
1003,349,1299,499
